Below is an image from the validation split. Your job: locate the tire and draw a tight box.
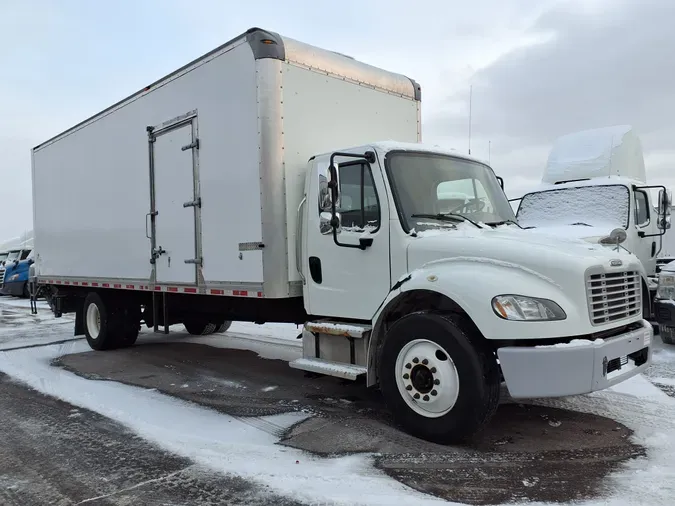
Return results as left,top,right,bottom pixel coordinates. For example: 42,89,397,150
378,312,500,445
183,320,217,336
660,325,675,345
214,321,232,333
83,292,138,351
22,283,30,299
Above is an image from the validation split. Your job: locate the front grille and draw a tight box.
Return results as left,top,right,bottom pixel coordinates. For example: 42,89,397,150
0,268,5,285
587,270,641,325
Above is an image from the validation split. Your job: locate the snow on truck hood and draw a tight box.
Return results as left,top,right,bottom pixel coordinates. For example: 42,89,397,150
407,224,641,280
523,223,617,243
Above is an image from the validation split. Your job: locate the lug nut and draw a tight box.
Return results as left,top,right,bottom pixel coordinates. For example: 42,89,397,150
412,357,419,364
406,385,412,391
431,389,438,396
423,395,430,401
405,363,412,369
403,373,409,380
430,367,437,373
413,393,420,399
422,359,428,365
434,379,440,385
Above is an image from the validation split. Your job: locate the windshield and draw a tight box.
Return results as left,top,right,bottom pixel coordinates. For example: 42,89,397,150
5,250,20,262
385,151,516,232
0,253,7,262
517,184,630,229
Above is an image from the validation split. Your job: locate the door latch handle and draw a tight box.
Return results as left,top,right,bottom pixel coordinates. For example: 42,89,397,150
145,211,157,239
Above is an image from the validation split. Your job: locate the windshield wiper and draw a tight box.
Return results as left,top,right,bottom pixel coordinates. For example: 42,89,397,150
485,219,523,229
411,213,483,229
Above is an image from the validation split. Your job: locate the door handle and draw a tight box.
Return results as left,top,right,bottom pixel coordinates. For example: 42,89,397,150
146,211,158,239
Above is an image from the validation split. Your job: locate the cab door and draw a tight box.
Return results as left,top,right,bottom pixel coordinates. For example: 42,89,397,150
302,150,391,320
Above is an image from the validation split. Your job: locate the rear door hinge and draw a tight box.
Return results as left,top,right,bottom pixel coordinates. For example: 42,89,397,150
184,258,203,265
181,139,199,151
183,197,201,208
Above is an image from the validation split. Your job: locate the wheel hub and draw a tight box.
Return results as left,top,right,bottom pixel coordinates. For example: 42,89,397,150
410,365,434,393
395,339,460,418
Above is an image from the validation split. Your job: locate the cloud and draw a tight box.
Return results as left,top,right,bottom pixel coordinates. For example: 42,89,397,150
425,0,675,195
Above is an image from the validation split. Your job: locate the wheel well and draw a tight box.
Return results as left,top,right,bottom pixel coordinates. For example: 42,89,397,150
367,290,485,386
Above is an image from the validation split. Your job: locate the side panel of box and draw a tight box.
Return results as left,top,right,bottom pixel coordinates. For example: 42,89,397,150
32,41,264,285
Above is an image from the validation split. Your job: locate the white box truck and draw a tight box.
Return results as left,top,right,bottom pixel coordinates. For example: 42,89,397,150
31,28,653,444
513,125,672,319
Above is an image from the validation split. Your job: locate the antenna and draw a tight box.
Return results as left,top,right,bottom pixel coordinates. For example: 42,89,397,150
468,85,473,155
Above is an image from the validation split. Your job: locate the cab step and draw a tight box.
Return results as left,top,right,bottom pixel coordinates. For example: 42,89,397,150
289,357,367,380
304,320,372,338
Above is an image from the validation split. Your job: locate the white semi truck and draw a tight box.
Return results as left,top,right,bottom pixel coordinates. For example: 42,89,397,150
514,125,672,319
31,28,653,444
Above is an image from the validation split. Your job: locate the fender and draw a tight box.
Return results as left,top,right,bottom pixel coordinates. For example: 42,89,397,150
366,257,589,386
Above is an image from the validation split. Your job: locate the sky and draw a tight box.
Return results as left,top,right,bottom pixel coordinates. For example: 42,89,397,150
1,0,673,240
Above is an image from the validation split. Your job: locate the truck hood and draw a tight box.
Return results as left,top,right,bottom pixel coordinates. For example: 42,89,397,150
407,224,640,280
521,224,618,244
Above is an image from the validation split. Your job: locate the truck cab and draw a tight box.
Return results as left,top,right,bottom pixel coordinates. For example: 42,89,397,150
513,126,672,314
294,140,652,442
1,247,34,298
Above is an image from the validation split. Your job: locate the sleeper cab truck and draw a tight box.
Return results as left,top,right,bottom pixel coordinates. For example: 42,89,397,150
30,28,652,444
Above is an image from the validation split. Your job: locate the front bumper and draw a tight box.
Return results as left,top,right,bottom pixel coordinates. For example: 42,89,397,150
497,320,652,398
0,280,26,297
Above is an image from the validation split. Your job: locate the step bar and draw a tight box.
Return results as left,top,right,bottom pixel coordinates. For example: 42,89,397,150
289,357,367,380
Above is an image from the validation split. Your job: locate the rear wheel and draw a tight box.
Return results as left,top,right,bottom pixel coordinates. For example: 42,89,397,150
183,320,217,336
378,312,500,444
83,292,139,350
214,321,232,333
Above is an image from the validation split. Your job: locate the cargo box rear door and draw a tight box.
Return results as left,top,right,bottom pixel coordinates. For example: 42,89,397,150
148,112,202,285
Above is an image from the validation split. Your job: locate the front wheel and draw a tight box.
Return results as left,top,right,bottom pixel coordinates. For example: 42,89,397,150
378,312,500,444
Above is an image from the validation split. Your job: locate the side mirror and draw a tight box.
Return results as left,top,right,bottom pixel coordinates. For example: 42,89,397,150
658,188,672,229
320,211,341,235
496,176,504,190
27,258,34,265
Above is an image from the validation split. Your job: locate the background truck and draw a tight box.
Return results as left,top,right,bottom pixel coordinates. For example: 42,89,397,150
513,125,672,319
31,27,653,444
0,233,33,297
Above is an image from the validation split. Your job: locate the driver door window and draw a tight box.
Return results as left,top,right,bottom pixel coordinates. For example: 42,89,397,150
335,162,381,232
635,190,650,227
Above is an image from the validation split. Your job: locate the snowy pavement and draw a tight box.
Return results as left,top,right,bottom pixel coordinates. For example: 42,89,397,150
0,297,673,505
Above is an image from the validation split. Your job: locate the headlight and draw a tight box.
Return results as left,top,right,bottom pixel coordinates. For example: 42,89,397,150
8,274,19,282
657,272,675,300
492,295,566,321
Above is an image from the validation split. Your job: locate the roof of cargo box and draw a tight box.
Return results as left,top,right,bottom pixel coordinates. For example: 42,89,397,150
33,28,421,151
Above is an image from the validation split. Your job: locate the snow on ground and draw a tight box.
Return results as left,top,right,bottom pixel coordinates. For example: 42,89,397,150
0,298,675,505
0,340,449,506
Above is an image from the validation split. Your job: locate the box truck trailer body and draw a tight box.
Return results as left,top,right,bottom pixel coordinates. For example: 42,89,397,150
32,29,420,299
32,28,652,444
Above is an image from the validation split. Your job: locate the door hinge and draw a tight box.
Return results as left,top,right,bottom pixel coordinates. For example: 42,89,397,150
181,139,199,151
184,258,203,265
183,197,202,208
